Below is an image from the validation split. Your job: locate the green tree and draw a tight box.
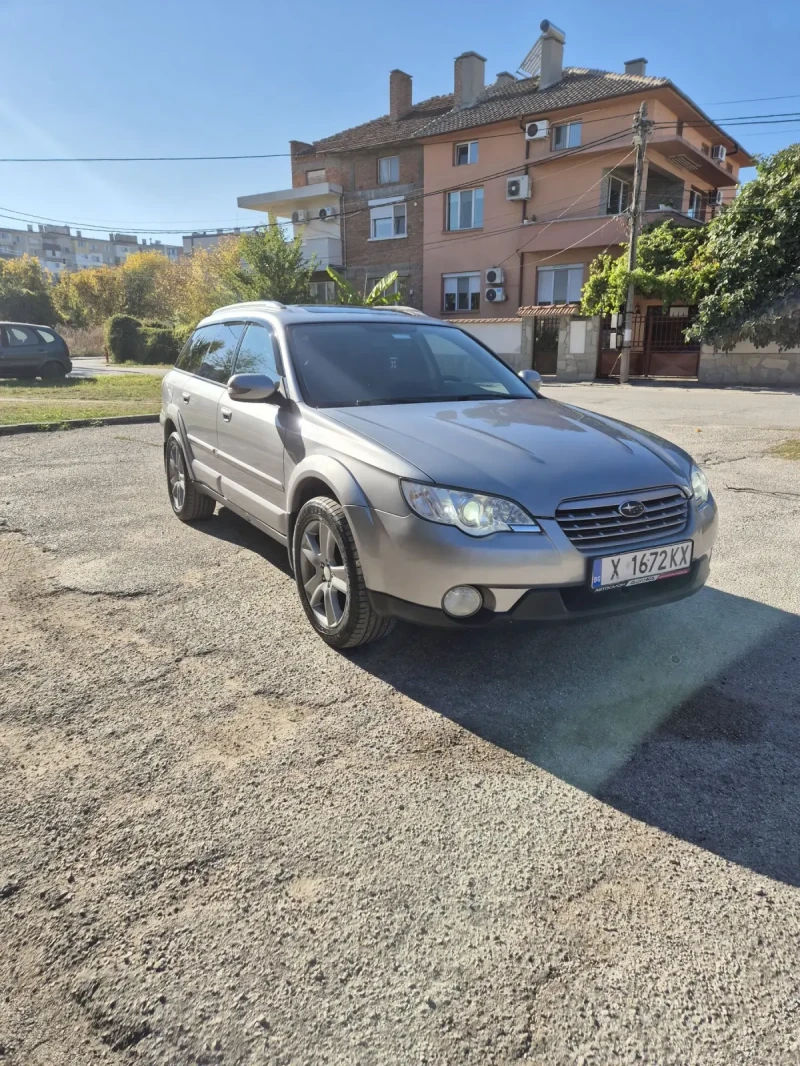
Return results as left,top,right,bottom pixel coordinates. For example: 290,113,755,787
53,265,123,326
693,144,800,349
171,236,245,325
582,145,800,350
581,220,714,316
326,267,403,305
0,255,57,325
232,226,316,304
119,251,176,320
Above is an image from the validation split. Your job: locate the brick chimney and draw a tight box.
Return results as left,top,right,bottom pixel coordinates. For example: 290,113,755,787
454,51,486,109
538,20,566,90
390,69,412,121
624,57,648,76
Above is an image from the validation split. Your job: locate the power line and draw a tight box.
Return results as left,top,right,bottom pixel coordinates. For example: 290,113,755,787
0,127,635,239
495,151,635,267
700,93,800,106
422,150,635,255
0,152,292,163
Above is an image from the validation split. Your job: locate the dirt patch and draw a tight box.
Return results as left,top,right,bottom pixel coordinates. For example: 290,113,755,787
769,438,800,461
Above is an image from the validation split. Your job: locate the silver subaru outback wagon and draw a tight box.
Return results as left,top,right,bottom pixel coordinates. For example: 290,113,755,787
161,302,717,648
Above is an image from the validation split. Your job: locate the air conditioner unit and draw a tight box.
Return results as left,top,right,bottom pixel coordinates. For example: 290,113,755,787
506,175,531,201
318,206,337,220
485,266,505,285
291,209,309,224
711,144,727,162
710,189,724,206
524,119,550,141
485,286,507,303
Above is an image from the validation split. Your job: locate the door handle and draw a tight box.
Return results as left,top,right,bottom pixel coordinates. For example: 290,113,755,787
182,392,190,403
221,407,232,422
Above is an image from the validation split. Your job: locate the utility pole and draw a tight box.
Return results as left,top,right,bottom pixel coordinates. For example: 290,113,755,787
619,102,652,384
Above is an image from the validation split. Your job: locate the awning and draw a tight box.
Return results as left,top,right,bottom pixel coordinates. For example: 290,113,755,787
517,304,578,317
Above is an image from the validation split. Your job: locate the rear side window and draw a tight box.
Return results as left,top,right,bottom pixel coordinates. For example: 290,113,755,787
36,329,57,344
176,322,244,383
5,326,38,346
233,323,283,380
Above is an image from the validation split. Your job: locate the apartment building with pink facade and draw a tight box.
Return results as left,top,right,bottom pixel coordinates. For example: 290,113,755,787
419,23,752,320
238,19,751,343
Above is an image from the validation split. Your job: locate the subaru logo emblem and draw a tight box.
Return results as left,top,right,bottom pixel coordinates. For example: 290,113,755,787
619,500,646,518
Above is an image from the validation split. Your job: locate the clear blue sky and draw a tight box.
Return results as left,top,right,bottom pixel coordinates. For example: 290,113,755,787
2,0,798,244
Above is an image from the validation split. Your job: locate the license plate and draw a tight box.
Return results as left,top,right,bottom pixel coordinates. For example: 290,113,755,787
591,541,693,591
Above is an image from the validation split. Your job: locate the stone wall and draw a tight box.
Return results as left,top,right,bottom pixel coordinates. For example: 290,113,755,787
556,316,600,381
444,319,532,371
699,345,800,387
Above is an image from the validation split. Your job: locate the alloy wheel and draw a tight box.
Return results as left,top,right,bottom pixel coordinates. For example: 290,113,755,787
299,519,349,628
167,438,186,511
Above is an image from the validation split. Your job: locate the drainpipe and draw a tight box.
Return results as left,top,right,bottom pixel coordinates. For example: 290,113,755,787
518,119,530,309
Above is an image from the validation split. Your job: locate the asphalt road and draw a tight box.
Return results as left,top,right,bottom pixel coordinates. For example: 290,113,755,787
1,384,799,1065
69,356,170,378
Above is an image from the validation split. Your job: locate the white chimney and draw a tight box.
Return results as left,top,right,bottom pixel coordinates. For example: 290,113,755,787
454,51,486,109
495,71,516,87
624,57,648,76
538,20,566,90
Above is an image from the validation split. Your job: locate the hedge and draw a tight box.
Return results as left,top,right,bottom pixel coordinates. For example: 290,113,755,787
105,314,183,365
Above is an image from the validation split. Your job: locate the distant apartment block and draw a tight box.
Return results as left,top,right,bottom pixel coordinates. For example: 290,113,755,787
0,223,182,274
181,229,244,254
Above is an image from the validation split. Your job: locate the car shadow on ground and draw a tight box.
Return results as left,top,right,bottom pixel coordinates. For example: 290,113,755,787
354,587,800,888
202,506,293,576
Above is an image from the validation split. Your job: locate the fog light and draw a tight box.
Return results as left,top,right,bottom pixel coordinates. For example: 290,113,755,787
442,585,483,618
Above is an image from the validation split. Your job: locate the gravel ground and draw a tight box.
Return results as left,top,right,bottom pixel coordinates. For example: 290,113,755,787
1,384,799,1065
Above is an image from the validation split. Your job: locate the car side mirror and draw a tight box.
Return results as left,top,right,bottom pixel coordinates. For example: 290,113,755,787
518,368,542,394
227,373,278,402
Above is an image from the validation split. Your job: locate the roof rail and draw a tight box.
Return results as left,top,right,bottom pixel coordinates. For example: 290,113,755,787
384,305,429,317
213,299,286,314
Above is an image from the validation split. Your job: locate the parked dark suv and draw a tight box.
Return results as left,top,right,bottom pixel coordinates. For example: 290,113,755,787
0,322,72,379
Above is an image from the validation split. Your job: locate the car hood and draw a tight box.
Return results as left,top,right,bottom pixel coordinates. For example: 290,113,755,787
326,398,693,517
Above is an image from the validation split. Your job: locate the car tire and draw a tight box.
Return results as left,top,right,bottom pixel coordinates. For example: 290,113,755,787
293,496,394,649
40,361,67,381
165,431,215,522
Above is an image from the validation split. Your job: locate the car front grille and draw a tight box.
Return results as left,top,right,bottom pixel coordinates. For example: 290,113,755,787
556,488,689,552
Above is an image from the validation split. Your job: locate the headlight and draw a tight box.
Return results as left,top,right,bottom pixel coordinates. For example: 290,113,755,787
691,464,709,503
401,480,541,537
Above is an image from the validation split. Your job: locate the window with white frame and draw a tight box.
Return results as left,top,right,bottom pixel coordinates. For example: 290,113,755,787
378,156,400,184
552,121,582,150
454,141,478,166
687,188,703,219
309,280,336,304
369,197,407,240
606,175,630,215
537,264,584,305
446,187,484,230
443,272,481,313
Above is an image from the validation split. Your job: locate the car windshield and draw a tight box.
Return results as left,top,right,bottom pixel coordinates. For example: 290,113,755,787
286,321,535,407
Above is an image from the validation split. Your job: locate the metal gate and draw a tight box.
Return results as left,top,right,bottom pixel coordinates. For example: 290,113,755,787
532,316,560,375
597,308,701,379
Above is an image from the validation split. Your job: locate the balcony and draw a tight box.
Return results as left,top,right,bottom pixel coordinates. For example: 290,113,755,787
649,130,738,188
237,181,342,220
238,181,343,272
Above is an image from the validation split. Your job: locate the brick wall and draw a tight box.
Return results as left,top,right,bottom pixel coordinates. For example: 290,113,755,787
289,141,424,308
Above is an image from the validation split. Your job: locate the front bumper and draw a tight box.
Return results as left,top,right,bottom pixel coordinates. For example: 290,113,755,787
345,494,718,624
369,556,710,627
